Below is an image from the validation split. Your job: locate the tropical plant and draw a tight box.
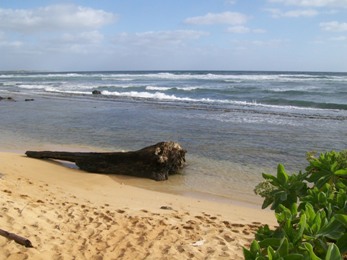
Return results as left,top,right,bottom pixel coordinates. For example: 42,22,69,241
244,150,347,259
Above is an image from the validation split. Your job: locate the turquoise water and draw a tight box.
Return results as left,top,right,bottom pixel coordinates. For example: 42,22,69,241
1,71,346,204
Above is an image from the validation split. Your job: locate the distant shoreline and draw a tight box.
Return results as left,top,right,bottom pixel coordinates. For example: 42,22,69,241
2,69,347,74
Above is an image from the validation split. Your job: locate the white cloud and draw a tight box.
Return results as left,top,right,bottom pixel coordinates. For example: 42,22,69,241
184,11,248,25
331,35,347,40
266,8,319,17
253,28,267,33
227,25,250,33
0,4,116,33
0,4,115,57
114,30,208,47
227,26,266,33
268,0,347,7
320,21,347,31
0,32,22,48
231,38,289,49
107,30,213,70
0,39,23,48
251,39,288,46
59,31,104,45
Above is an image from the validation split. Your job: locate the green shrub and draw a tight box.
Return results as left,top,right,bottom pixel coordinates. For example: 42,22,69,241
245,150,347,259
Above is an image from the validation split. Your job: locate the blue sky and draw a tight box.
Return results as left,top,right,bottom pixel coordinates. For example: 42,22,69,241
1,0,347,71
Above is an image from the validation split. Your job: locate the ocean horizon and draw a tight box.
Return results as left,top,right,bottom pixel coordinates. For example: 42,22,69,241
1,70,346,205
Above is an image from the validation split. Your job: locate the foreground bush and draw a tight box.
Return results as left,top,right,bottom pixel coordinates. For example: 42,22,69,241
244,151,347,260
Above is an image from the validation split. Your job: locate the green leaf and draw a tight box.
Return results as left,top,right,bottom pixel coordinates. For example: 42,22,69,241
317,219,343,241
277,164,289,185
312,213,322,234
303,243,321,260
336,179,347,189
262,197,273,209
304,203,316,223
291,202,298,216
307,172,323,184
330,161,339,172
318,192,327,204
294,213,306,244
336,233,347,255
250,240,260,254
271,199,282,211
335,214,347,228
325,243,342,260
267,246,276,260
283,254,305,260
280,191,288,201
278,237,289,256
259,238,281,248
336,192,346,209
316,175,332,189
243,247,254,260
262,173,279,185
334,169,347,176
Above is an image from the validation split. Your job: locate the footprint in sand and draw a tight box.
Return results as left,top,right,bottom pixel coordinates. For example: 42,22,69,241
231,223,245,228
223,234,235,242
242,229,251,235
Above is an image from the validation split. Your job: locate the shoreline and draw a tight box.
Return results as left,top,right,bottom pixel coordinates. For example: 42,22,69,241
0,136,266,208
0,151,276,259
2,91,346,209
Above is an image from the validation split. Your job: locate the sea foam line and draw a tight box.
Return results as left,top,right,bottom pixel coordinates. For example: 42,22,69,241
101,90,322,111
16,84,330,112
2,71,347,83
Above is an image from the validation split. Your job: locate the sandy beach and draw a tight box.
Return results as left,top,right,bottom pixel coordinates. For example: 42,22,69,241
0,152,276,259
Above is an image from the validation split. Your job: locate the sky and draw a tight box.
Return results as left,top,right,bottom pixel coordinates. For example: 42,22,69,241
0,0,347,72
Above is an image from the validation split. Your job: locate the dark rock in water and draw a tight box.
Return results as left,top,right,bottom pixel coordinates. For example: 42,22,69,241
25,142,186,181
25,99,35,102
0,96,16,102
92,90,102,95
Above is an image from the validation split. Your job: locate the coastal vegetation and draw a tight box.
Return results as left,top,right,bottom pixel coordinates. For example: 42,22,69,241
244,150,347,259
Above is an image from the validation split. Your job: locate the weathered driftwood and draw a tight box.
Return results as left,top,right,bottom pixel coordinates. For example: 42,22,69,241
0,229,33,248
25,142,186,181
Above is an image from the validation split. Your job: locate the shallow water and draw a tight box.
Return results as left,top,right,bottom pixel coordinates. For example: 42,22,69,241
1,71,347,205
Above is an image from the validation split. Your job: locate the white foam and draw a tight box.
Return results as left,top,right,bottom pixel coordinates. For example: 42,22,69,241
45,88,89,95
177,86,201,91
191,112,302,126
269,86,319,92
101,90,193,101
145,86,171,91
2,82,17,86
45,73,83,77
102,77,133,81
145,85,201,91
2,72,347,84
100,90,320,111
18,84,51,89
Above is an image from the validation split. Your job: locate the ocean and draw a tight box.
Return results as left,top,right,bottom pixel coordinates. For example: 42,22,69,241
1,71,346,205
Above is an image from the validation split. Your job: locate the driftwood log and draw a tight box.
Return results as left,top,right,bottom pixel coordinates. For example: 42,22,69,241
0,229,33,248
25,142,186,181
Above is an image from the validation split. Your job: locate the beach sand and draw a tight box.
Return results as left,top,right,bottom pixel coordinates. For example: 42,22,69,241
0,152,276,259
